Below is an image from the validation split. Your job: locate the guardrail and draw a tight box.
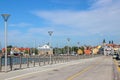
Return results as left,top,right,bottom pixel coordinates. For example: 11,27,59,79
0,54,102,72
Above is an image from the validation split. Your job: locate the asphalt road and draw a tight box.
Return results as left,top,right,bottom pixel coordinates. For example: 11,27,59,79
4,56,116,80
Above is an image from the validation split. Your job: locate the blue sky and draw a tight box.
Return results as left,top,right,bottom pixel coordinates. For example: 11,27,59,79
0,0,120,47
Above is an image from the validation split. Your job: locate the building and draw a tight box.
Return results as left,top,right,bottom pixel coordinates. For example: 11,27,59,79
104,45,114,55
2,47,30,56
38,45,53,55
102,41,120,55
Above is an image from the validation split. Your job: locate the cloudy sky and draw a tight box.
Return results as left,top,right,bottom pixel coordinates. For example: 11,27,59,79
0,0,120,47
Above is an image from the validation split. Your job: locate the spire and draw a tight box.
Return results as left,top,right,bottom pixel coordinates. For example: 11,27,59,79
112,40,114,44
109,41,111,44
103,39,106,43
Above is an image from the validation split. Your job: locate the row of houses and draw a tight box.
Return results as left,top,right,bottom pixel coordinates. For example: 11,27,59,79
1,45,53,56
103,43,120,55
77,43,120,55
1,42,120,56
1,47,30,56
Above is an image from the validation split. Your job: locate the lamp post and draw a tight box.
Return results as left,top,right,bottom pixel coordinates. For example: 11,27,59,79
1,14,10,72
48,31,53,64
67,38,70,61
77,42,80,49
67,38,70,55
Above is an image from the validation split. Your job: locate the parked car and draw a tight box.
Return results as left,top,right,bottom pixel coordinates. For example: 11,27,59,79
113,53,119,59
116,54,120,60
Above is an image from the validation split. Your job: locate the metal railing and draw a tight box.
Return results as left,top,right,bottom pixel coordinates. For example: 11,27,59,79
0,54,102,72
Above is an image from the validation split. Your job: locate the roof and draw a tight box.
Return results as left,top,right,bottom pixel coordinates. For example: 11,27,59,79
38,45,51,49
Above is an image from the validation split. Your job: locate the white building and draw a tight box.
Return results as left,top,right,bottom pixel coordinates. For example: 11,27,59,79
104,46,114,55
38,45,53,55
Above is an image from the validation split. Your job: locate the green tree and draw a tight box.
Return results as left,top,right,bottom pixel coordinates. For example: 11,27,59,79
7,45,12,48
7,45,13,55
24,50,29,54
35,48,38,54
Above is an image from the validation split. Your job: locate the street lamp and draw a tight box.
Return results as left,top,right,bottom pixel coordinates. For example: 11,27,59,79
67,38,70,55
67,38,70,61
1,14,10,72
77,42,80,49
48,31,53,64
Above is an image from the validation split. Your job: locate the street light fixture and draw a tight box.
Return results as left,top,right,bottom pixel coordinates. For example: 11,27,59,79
1,14,10,72
48,31,53,64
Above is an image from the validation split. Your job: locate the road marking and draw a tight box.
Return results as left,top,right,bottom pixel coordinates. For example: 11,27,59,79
67,60,102,80
67,66,93,80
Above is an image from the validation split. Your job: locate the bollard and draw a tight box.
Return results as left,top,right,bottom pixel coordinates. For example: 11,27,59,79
47,56,49,64
58,56,59,63
9,56,13,71
52,56,54,64
19,55,22,69
0,57,1,71
55,56,56,64
51,55,53,64
33,56,35,67
39,55,41,66
43,56,46,65
27,56,29,68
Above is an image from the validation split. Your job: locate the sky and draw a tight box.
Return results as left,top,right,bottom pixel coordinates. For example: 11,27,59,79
0,0,120,48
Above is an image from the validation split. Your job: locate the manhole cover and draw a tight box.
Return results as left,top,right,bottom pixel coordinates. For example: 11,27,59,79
53,69,59,71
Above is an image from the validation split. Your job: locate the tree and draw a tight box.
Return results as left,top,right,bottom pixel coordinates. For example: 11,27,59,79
24,50,29,54
30,48,38,55
7,45,12,48
71,46,78,53
7,45,13,55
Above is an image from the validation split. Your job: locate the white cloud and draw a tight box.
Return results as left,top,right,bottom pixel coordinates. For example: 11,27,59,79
1,0,120,47
90,0,113,9
9,22,32,27
28,27,55,35
33,0,120,36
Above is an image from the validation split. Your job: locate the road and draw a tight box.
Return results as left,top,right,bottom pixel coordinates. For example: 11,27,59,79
3,56,118,80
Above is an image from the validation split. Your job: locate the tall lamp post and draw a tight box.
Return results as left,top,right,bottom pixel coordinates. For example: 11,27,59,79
77,42,80,49
48,31,53,64
1,14,10,72
67,38,70,61
67,38,70,55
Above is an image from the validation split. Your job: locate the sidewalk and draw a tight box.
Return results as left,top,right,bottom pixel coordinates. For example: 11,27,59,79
113,59,120,80
0,57,101,80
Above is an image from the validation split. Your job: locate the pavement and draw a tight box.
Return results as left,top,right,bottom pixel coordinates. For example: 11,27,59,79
113,59,120,80
0,56,119,80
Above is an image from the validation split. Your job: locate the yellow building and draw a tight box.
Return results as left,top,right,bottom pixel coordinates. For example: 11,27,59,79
77,49,83,55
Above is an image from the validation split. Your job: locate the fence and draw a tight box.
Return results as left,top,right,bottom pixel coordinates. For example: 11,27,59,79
0,54,101,72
